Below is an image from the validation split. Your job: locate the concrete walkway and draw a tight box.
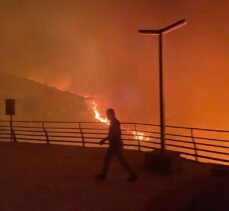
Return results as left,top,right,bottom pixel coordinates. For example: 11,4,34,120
0,142,228,211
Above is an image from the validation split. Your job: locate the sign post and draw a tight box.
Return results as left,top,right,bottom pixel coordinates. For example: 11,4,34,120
5,99,16,143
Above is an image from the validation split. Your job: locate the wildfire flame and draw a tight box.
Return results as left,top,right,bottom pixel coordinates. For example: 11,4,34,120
27,77,149,141
91,101,108,124
87,99,149,141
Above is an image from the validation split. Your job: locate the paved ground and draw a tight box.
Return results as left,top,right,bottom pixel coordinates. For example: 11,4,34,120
0,142,228,211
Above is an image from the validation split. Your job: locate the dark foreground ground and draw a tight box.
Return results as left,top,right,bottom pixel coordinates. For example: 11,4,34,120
0,142,228,211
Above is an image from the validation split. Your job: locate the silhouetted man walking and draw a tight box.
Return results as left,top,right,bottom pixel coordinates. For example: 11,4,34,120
96,108,138,182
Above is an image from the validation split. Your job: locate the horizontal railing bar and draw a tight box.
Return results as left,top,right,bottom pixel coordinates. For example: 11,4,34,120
122,136,161,140
13,129,44,133
166,133,229,143
144,136,161,140
193,137,229,143
123,137,160,141
16,137,46,142
166,125,229,133
41,127,80,130
16,134,47,137
122,133,160,138
122,122,160,127
0,136,11,139
48,135,82,139
163,150,229,163
81,137,101,140
166,143,229,156
132,130,160,135
79,132,107,135
47,140,84,144
0,132,11,136
121,129,160,134
124,144,141,147
87,142,109,145
165,138,194,144
196,150,229,156
166,133,195,139
15,133,82,139
0,120,44,123
166,143,198,151
69,141,109,145
18,139,85,145
166,138,229,149
13,126,44,129
140,145,159,150
140,140,161,145
46,131,81,134
122,138,140,142
191,142,229,149
80,127,108,130
178,152,229,163
13,126,79,130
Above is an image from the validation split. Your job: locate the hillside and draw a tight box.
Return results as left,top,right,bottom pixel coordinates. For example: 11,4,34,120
0,72,90,121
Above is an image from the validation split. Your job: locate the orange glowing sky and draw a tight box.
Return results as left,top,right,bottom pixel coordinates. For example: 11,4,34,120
0,0,228,129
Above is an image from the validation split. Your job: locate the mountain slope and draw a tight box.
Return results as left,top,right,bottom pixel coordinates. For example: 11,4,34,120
0,72,90,121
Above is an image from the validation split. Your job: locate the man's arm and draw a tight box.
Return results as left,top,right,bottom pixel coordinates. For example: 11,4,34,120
99,120,120,145
99,136,108,145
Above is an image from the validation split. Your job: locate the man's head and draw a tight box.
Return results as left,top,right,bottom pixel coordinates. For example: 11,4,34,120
106,108,115,121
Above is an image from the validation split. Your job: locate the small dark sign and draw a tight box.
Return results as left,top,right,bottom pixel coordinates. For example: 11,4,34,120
5,99,15,115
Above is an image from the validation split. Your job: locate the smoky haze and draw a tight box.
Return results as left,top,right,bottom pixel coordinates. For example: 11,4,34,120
0,0,228,129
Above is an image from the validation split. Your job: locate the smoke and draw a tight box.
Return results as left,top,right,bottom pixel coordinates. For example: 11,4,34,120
0,0,228,128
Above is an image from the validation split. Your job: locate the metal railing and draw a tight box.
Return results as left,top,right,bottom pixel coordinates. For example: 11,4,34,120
0,120,228,165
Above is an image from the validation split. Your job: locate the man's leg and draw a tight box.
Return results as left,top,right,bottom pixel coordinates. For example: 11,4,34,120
115,147,138,179
99,148,115,177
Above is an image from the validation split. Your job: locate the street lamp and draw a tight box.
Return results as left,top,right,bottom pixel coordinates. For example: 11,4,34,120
139,19,187,152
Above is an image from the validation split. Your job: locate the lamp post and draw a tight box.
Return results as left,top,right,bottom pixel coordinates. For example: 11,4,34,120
139,19,187,152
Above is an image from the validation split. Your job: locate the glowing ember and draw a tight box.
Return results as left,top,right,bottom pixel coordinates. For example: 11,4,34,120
132,131,148,141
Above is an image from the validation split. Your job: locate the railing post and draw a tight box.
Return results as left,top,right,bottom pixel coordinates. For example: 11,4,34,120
42,121,49,145
79,122,85,148
191,128,198,162
9,116,16,143
135,123,141,151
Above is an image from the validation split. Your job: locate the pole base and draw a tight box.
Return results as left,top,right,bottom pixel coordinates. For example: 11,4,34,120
144,149,181,175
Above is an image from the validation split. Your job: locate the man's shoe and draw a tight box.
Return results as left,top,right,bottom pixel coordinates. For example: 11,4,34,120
127,174,138,182
95,174,107,180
